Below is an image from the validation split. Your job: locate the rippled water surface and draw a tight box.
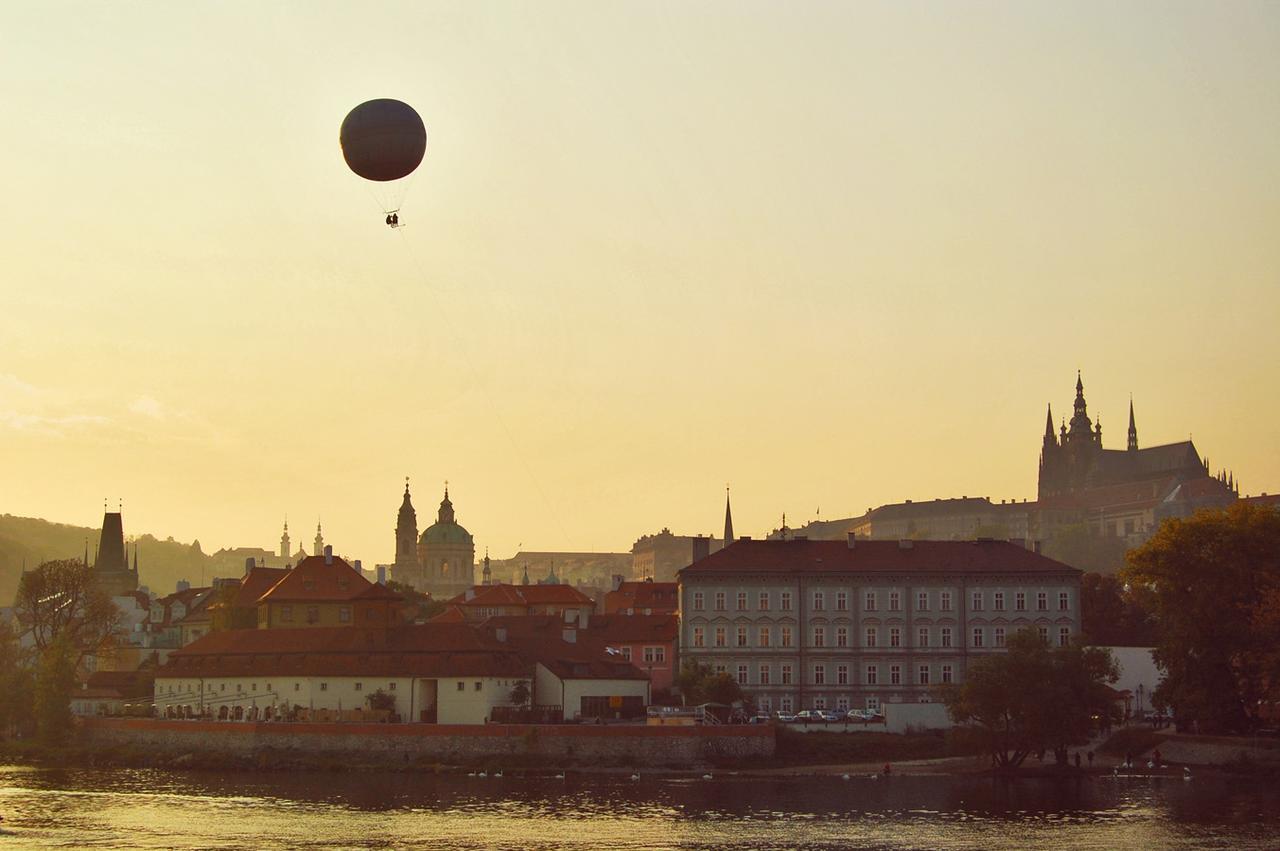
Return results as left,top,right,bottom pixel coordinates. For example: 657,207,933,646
1,764,1278,849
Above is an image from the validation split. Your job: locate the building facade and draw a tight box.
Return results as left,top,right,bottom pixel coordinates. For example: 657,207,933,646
679,536,1081,714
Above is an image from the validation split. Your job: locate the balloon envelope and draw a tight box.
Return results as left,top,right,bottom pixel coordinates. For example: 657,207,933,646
340,99,427,182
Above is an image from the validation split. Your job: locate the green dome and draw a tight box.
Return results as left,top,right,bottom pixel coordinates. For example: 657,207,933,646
418,487,472,545
419,521,472,546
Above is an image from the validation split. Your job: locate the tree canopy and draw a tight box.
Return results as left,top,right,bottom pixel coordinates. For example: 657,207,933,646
15,559,122,666
1122,503,1280,732
675,662,745,706
939,630,1118,769
1079,572,1158,646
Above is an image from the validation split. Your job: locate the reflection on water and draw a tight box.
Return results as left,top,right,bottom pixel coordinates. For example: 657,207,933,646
1,764,1278,850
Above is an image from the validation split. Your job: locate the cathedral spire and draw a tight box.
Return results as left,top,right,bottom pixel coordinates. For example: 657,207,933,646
1127,396,1139,451
723,486,734,546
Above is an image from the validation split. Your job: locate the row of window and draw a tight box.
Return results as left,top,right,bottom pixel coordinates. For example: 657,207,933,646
758,695,885,713
277,605,382,624
690,589,1071,613
712,661,956,687
165,681,401,695
617,646,668,664
691,624,1070,649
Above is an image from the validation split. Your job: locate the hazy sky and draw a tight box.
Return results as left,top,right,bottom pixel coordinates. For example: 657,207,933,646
2,1,1277,566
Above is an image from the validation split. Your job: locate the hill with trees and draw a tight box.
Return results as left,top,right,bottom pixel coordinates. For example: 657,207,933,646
0,514,227,604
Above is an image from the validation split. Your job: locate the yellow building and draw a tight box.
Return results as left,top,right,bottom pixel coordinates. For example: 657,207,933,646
256,550,404,629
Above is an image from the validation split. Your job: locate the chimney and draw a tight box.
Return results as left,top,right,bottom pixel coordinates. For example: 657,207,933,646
1033,540,1042,554
324,545,333,565
611,574,625,592
354,559,362,573
176,579,190,592
495,627,507,643
691,535,711,563
376,565,387,585
464,588,476,601
847,532,857,549
898,539,914,550
562,628,577,644
244,557,255,576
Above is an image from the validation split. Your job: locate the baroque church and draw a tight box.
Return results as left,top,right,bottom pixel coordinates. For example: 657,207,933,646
390,481,476,600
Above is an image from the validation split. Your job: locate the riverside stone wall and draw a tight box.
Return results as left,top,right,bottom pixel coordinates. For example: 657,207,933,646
80,718,774,767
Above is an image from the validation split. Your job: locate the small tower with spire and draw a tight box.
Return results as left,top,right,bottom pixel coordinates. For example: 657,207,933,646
279,519,291,559
482,549,492,586
313,521,324,557
1127,397,1139,451
723,486,735,548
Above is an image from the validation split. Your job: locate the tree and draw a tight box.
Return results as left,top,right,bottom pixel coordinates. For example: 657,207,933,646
34,634,76,747
15,559,122,666
509,680,531,706
939,630,1117,769
1079,572,1158,646
385,581,448,622
365,688,397,713
1122,503,1280,732
0,620,35,738
674,662,744,706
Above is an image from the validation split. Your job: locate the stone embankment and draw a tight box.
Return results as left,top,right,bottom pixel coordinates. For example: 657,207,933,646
80,718,774,769
1152,735,1280,768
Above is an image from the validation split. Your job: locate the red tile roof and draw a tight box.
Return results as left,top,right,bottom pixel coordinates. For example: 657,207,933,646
680,538,1079,577
447,583,594,609
586,613,677,644
257,556,402,605
604,581,678,614
234,567,289,608
1242,493,1280,509
481,615,650,681
159,624,528,679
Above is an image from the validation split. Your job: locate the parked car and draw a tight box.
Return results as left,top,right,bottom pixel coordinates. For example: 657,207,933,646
847,709,873,722
818,710,845,723
774,711,797,723
794,710,822,723
748,714,772,725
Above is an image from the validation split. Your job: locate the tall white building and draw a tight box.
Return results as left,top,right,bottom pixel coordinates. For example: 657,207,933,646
679,535,1081,714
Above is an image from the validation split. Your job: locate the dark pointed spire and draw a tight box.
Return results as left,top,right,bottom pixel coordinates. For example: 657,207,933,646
723,486,734,546
521,563,530,585
1076,370,1084,396
132,541,138,573
1044,404,1054,439
1127,396,1138,451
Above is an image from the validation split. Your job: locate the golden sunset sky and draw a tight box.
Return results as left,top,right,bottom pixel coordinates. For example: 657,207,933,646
2,2,1277,564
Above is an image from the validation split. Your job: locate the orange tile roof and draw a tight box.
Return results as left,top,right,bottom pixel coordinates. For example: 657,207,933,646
447,583,595,609
233,567,289,608
161,624,528,679
585,613,677,644
680,538,1080,577
257,556,402,605
604,581,678,614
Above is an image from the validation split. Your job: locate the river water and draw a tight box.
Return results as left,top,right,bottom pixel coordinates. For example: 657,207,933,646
1,764,1277,850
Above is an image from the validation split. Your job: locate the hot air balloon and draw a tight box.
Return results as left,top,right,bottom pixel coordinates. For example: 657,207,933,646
340,99,427,227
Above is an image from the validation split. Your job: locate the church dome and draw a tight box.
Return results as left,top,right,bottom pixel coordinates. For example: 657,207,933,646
419,521,472,546
418,487,473,546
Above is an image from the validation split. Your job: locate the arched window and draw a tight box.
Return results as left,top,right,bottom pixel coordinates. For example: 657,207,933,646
440,560,450,576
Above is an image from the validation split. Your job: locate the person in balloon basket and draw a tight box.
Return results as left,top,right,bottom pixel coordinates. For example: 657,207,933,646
385,212,399,228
